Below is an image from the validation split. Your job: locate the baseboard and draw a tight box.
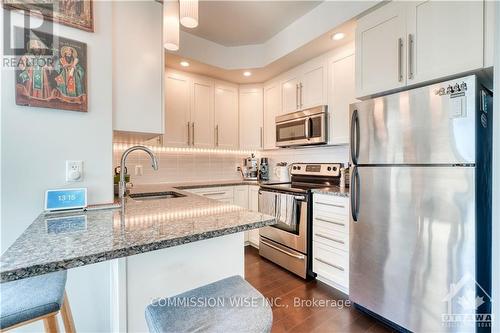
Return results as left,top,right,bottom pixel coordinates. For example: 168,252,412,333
244,242,259,249
316,275,349,296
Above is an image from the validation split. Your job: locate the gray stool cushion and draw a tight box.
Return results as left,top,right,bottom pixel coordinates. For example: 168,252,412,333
0,271,67,330
145,275,272,333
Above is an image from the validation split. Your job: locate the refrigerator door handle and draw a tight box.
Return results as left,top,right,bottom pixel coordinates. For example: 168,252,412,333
350,110,360,164
351,166,360,222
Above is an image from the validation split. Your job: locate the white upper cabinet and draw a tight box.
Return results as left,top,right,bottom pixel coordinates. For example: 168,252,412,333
164,70,214,148
214,82,239,149
263,82,281,150
355,1,407,98
112,1,163,138
281,62,327,113
164,71,190,147
191,77,214,148
239,86,263,150
301,63,327,109
406,1,483,85
328,52,356,145
356,1,486,98
281,76,300,114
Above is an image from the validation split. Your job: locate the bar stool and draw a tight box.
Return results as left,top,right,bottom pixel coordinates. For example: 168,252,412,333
145,275,272,333
0,271,76,333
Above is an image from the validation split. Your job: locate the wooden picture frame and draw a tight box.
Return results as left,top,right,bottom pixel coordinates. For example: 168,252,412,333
3,0,94,32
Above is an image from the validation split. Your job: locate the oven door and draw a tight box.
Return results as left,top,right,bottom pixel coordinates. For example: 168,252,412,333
275,113,326,147
258,189,308,254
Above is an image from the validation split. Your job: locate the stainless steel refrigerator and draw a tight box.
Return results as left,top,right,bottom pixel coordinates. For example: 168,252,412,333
349,75,493,332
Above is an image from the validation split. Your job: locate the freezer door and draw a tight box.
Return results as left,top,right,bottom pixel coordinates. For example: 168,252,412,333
350,166,477,332
350,75,476,165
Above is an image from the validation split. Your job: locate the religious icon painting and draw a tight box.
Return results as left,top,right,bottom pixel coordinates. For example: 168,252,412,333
15,28,88,112
3,0,94,32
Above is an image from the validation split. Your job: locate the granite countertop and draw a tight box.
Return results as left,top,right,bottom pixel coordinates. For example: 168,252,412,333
311,186,350,197
0,185,275,282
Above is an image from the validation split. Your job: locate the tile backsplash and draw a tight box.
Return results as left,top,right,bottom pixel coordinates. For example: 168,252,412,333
113,144,349,185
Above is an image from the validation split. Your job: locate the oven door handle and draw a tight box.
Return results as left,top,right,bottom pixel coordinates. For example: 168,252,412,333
260,239,305,260
259,189,306,201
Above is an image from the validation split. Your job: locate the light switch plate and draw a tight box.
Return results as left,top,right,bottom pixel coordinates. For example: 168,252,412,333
66,160,83,182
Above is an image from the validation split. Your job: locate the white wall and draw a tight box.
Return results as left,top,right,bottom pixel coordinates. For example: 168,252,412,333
492,1,500,332
0,2,114,332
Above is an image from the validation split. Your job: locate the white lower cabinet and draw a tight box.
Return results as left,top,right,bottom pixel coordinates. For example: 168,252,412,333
184,185,260,247
183,186,234,203
312,193,349,294
247,185,260,247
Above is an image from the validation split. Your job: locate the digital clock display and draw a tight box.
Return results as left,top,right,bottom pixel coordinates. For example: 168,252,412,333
305,165,321,172
45,188,87,211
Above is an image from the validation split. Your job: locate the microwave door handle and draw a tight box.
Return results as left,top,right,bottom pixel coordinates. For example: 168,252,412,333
305,118,310,139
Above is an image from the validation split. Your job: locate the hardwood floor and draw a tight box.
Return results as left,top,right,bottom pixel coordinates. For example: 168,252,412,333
244,246,395,333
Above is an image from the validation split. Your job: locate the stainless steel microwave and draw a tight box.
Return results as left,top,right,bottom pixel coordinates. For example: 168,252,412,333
275,106,327,147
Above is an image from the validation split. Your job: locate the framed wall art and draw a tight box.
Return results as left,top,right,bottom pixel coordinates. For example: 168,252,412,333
15,28,88,112
3,0,94,32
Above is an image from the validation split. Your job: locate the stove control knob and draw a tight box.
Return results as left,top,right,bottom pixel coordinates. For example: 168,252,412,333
292,166,297,170
297,166,301,170
327,166,332,171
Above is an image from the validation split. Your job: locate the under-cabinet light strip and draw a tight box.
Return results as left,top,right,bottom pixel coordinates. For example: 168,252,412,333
113,143,255,155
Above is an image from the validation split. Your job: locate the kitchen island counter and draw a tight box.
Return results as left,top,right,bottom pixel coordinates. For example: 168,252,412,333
0,185,275,282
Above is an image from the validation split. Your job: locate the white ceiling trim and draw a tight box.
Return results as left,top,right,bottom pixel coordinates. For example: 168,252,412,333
173,1,378,70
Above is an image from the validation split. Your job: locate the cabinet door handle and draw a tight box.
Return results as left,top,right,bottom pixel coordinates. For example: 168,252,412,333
299,82,303,108
314,233,345,244
187,122,191,146
397,38,403,82
408,34,414,80
202,192,226,196
315,257,345,271
215,125,219,146
295,83,299,109
191,122,195,146
315,217,345,226
260,127,263,148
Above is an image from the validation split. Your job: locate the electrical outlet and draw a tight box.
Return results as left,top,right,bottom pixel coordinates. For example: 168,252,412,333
66,160,83,182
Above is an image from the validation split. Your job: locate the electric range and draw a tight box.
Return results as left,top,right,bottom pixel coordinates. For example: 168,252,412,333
258,163,343,279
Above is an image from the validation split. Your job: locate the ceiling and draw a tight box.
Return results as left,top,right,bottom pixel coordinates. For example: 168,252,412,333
166,20,356,84
182,1,322,46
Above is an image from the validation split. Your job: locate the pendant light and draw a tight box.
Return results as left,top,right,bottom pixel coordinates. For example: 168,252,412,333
163,0,180,51
179,0,198,28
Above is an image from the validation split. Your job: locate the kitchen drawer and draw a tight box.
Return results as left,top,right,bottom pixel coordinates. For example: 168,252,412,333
313,224,348,252
188,186,234,200
313,242,348,289
313,194,348,216
313,211,348,235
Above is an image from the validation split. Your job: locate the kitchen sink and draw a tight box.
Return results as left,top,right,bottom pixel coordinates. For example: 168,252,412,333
129,191,186,201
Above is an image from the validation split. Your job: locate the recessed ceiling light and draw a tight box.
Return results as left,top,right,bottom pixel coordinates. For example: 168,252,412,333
180,61,190,67
331,32,345,41
243,71,252,77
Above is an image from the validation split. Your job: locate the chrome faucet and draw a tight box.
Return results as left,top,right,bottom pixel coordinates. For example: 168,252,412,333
119,145,158,198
